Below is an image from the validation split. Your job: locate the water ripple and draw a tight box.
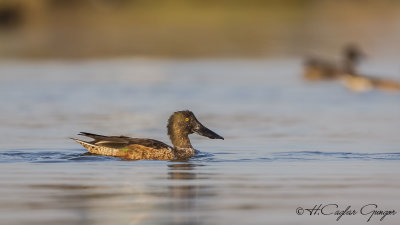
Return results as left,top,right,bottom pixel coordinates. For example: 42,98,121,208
0,149,119,163
0,149,399,163
272,151,400,161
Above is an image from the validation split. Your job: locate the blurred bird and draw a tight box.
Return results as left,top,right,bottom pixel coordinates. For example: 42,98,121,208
303,44,364,81
303,44,400,92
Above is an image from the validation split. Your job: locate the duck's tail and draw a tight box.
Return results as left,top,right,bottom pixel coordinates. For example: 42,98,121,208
70,137,94,147
71,132,104,151
70,137,98,153
373,79,400,92
78,132,106,140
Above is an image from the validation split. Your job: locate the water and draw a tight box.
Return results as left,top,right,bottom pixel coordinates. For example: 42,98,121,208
0,59,399,225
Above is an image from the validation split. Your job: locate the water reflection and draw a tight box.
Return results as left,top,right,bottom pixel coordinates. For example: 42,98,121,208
166,163,215,225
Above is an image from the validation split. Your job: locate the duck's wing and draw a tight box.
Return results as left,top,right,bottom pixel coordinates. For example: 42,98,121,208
303,58,340,80
78,132,130,148
78,132,172,149
125,138,173,150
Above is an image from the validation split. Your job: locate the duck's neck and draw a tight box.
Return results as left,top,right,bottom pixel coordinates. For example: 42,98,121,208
169,132,195,159
343,59,356,74
169,132,193,149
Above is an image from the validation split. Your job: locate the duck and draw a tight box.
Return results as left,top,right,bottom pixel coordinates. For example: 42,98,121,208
71,110,224,160
303,44,364,81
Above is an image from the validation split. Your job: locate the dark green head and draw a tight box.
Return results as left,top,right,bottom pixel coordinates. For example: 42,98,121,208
167,110,224,148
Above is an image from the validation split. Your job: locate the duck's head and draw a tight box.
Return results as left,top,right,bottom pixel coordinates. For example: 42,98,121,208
342,44,365,74
344,44,364,65
167,110,223,148
304,58,318,67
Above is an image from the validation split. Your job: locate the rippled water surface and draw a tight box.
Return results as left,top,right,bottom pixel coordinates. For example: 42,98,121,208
0,59,399,225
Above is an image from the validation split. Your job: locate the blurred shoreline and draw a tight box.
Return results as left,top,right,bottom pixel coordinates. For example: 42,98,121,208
1,0,400,59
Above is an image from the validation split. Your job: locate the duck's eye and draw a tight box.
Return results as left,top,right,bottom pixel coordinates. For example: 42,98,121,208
185,117,190,122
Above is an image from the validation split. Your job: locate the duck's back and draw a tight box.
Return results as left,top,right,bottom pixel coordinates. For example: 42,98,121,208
72,133,175,160
303,59,339,81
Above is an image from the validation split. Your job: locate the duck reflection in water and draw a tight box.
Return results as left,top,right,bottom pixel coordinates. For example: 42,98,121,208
166,163,215,225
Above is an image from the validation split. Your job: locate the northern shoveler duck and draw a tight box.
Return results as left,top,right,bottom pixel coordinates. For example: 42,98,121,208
71,110,224,160
303,44,364,81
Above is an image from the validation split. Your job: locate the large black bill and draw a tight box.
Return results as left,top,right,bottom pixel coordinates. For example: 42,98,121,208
193,123,224,140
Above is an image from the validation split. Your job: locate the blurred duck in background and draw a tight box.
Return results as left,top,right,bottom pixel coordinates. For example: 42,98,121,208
303,44,363,81
303,44,400,93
